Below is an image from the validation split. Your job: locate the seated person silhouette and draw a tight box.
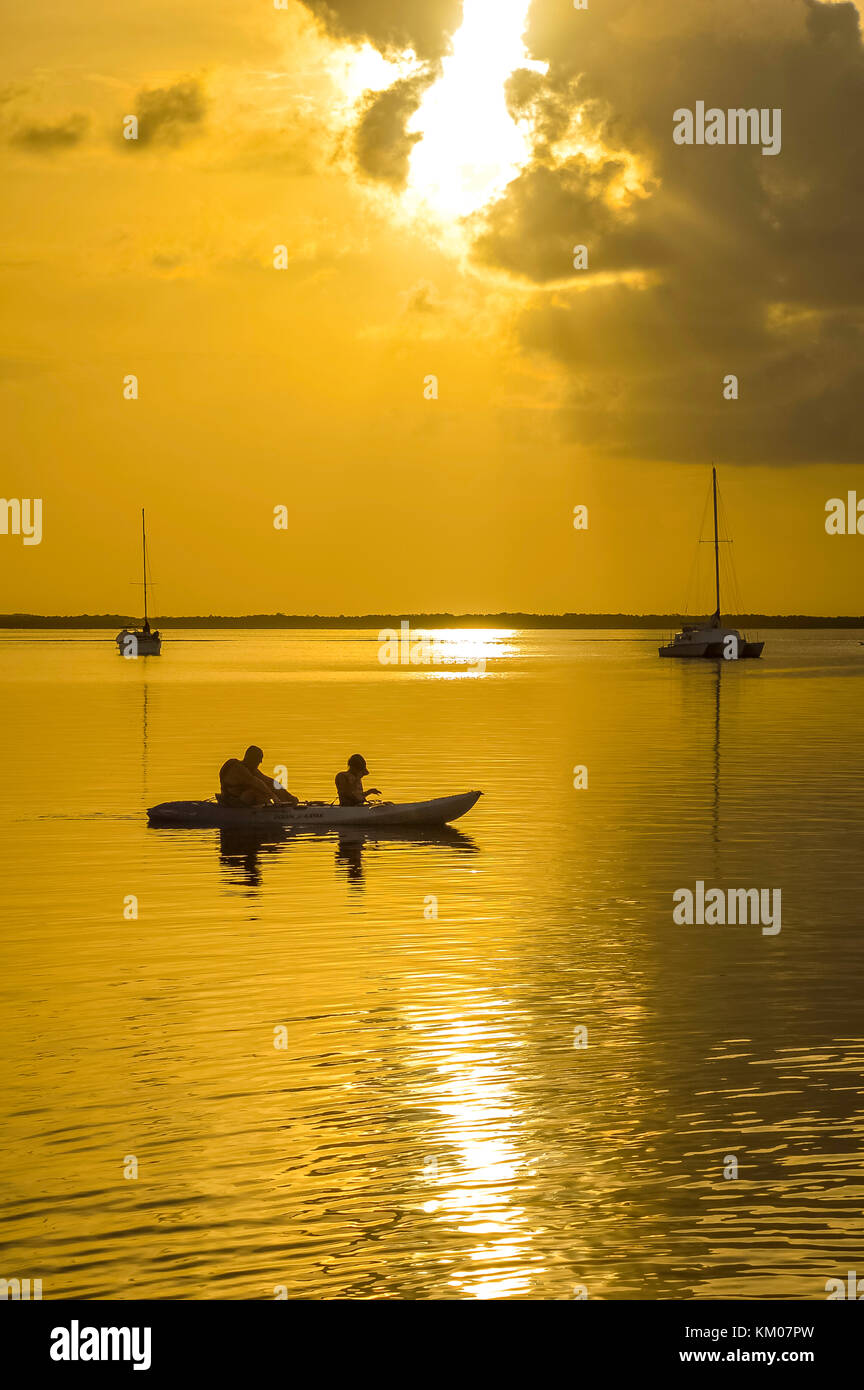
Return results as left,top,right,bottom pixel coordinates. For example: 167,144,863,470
219,746,299,808
334,754,381,807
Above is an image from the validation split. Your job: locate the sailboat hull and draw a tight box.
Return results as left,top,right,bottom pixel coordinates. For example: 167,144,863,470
116,630,162,656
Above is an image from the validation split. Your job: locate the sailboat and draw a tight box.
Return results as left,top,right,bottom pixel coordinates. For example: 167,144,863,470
659,468,763,660
116,510,162,656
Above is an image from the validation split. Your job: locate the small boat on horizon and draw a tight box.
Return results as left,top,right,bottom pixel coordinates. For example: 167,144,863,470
659,468,763,660
116,509,162,656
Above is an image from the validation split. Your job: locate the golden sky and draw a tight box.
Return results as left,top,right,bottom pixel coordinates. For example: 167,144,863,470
1,0,862,615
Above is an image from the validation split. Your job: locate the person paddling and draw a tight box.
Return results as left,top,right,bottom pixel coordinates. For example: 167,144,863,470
219,746,299,808
335,754,381,807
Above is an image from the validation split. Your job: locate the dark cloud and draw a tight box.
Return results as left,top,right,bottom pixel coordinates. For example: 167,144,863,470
518,286,863,464
353,69,432,185
298,2,461,183
402,279,442,313
472,0,864,464
473,156,667,281
11,114,89,150
504,68,577,159
298,0,463,60
135,79,205,146
805,0,861,45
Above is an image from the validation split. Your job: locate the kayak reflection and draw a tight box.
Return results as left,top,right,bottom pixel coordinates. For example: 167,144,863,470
332,824,478,888
215,822,479,891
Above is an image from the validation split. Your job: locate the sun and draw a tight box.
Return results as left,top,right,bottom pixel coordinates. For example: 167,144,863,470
405,0,547,219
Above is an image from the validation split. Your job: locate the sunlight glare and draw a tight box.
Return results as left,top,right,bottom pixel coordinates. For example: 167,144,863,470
334,41,422,108
406,0,547,218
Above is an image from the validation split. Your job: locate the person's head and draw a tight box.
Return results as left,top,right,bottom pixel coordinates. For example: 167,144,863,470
244,745,264,769
348,753,368,777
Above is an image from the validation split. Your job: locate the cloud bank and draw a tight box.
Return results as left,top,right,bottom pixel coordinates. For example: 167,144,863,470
327,0,864,464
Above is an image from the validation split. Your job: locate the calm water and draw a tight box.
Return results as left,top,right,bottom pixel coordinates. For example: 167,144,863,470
1,628,863,1300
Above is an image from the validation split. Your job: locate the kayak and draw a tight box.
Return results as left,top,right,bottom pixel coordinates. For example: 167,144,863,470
147,790,482,830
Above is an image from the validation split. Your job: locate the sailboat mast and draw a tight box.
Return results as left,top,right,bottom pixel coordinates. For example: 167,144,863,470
141,508,148,626
712,466,721,621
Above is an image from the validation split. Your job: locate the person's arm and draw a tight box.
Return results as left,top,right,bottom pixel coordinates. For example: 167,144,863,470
271,784,300,806
252,766,300,806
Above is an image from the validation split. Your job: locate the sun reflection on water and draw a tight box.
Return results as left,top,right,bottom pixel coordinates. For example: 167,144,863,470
411,1003,541,1299
422,627,520,679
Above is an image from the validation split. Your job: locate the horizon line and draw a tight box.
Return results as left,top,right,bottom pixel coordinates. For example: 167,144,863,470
2,612,863,627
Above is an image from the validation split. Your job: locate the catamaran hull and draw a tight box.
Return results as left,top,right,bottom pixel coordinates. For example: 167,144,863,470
659,641,763,659
148,791,482,830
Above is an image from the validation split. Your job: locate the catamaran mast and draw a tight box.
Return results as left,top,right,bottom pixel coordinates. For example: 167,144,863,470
712,466,721,623
141,508,149,629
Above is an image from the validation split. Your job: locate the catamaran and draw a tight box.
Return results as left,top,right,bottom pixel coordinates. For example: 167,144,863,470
116,510,162,656
659,468,763,660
